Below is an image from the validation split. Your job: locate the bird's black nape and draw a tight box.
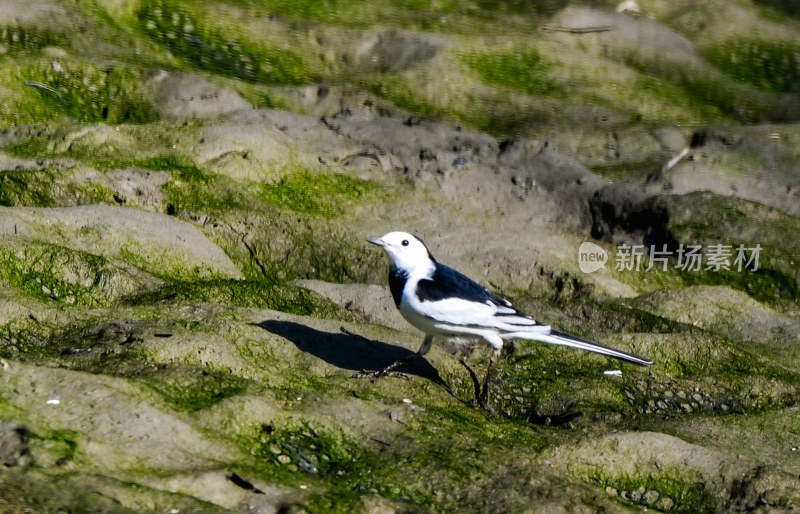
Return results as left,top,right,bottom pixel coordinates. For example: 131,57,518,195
412,233,437,262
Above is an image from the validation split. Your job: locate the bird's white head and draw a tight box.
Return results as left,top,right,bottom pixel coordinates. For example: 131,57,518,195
368,231,435,274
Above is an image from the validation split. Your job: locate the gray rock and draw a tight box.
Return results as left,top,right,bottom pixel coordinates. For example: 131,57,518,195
549,7,701,64
0,205,243,280
0,420,29,467
348,29,441,73
104,167,169,211
293,279,406,330
147,71,252,120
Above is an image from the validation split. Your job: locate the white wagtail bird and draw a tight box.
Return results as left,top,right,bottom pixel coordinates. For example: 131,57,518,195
367,231,654,409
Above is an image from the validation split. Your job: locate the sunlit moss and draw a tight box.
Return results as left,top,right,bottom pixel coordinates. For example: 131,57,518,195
0,25,63,54
705,37,800,93
28,429,79,466
21,59,156,123
132,155,209,182
223,0,367,24
666,193,800,303
460,49,556,96
584,468,714,513
140,367,249,412
0,242,141,306
258,170,378,216
126,279,356,319
614,51,749,122
249,421,361,477
138,0,311,85
214,0,550,32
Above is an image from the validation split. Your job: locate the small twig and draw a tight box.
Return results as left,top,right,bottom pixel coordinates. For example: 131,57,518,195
23,81,63,99
334,150,392,172
202,148,250,167
541,25,615,34
227,223,269,278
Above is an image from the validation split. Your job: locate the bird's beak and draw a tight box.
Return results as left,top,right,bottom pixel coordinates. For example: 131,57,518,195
367,237,384,247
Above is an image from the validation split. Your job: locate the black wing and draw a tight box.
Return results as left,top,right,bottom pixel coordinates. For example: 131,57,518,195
416,263,541,322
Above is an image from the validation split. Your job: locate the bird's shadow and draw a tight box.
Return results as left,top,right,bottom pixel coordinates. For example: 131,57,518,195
254,320,446,386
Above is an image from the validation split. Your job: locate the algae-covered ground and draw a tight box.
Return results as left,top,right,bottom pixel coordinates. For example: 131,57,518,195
1,0,799,512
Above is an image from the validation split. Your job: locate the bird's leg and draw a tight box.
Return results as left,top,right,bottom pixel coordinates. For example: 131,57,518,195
459,358,482,405
354,335,433,380
477,349,500,412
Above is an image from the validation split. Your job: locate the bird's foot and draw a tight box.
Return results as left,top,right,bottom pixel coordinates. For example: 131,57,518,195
459,359,497,413
474,378,498,414
467,394,497,414
478,386,492,412
459,359,482,399
351,368,410,380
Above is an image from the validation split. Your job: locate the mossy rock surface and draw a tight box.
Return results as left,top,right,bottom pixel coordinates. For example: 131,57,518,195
1,0,799,512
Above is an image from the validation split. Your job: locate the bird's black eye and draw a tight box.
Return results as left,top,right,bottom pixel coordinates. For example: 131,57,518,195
401,240,409,246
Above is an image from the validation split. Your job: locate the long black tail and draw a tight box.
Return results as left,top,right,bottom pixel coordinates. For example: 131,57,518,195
508,328,654,366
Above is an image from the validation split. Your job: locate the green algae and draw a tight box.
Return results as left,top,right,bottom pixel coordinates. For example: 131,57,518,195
164,167,385,218
215,0,552,33
223,0,367,25
141,367,249,412
162,172,241,213
0,25,64,55
590,158,665,183
583,192,800,306
0,241,143,307
0,314,153,370
705,37,800,94
248,421,360,478
0,468,229,514
3,121,198,175
460,49,556,96
134,154,208,181
0,2,798,512
614,51,752,122
754,0,800,17
162,166,388,284
237,408,549,512
0,168,118,208
235,421,380,510
585,468,713,513
666,192,800,304
127,279,357,320
0,469,141,514
29,429,79,466
138,0,311,85
21,59,156,124
365,73,454,121
258,170,378,216
365,73,534,137
0,169,61,207
116,244,230,283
